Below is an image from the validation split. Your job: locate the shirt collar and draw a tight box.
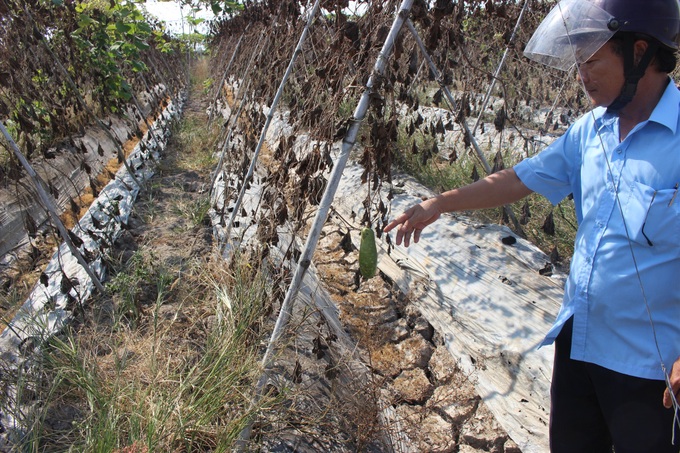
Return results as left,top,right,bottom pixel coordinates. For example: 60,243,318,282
647,78,680,134
592,78,680,134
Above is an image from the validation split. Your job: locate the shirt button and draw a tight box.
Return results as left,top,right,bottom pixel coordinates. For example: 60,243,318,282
585,256,592,264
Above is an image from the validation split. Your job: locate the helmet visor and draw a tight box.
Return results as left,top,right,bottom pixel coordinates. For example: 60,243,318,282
524,0,617,71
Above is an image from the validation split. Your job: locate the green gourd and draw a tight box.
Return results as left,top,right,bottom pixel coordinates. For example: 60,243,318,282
359,227,378,278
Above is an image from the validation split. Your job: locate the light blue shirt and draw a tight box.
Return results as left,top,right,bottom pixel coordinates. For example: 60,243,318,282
514,79,680,380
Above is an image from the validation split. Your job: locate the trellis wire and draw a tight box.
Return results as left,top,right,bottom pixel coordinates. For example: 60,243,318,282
471,0,532,136
223,0,323,249
236,0,415,448
208,26,248,125
0,123,106,294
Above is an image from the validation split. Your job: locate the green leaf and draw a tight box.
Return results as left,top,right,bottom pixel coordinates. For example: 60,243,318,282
115,21,131,34
137,22,152,34
187,17,205,26
77,15,95,28
119,81,132,100
133,37,149,51
131,61,147,72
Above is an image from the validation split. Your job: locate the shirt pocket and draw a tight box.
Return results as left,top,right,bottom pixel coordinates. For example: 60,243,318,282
626,181,680,248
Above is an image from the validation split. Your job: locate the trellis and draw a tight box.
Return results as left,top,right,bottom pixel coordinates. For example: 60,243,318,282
206,0,572,450
0,0,187,284
204,1,680,450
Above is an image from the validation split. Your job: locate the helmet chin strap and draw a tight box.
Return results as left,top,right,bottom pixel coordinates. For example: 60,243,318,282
607,35,659,113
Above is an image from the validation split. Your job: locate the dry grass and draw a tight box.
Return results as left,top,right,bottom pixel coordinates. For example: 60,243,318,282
21,254,278,452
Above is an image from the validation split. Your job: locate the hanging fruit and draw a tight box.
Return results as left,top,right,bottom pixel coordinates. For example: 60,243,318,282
359,227,378,279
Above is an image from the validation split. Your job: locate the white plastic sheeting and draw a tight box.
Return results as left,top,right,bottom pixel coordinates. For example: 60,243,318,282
0,94,186,444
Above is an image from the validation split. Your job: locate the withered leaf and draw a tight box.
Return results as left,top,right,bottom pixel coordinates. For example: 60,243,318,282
520,201,531,225
492,150,505,173
67,230,84,248
471,165,480,182
538,262,553,276
542,211,555,236
292,360,302,384
339,230,354,253
312,334,328,360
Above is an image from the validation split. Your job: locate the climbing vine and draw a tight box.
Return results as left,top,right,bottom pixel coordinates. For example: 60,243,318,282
0,0,185,170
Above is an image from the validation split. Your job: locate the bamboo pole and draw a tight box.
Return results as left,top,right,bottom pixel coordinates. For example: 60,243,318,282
149,53,181,101
145,57,171,100
405,19,523,233
223,0,323,247
130,92,163,162
126,70,164,159
216,31,268,144
471,0,531,136
235,1,415,448
0,123,106,294
49,60,141,188
178,2,190,88
136,72,161,112
405,19,492,175
209,31,269,200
